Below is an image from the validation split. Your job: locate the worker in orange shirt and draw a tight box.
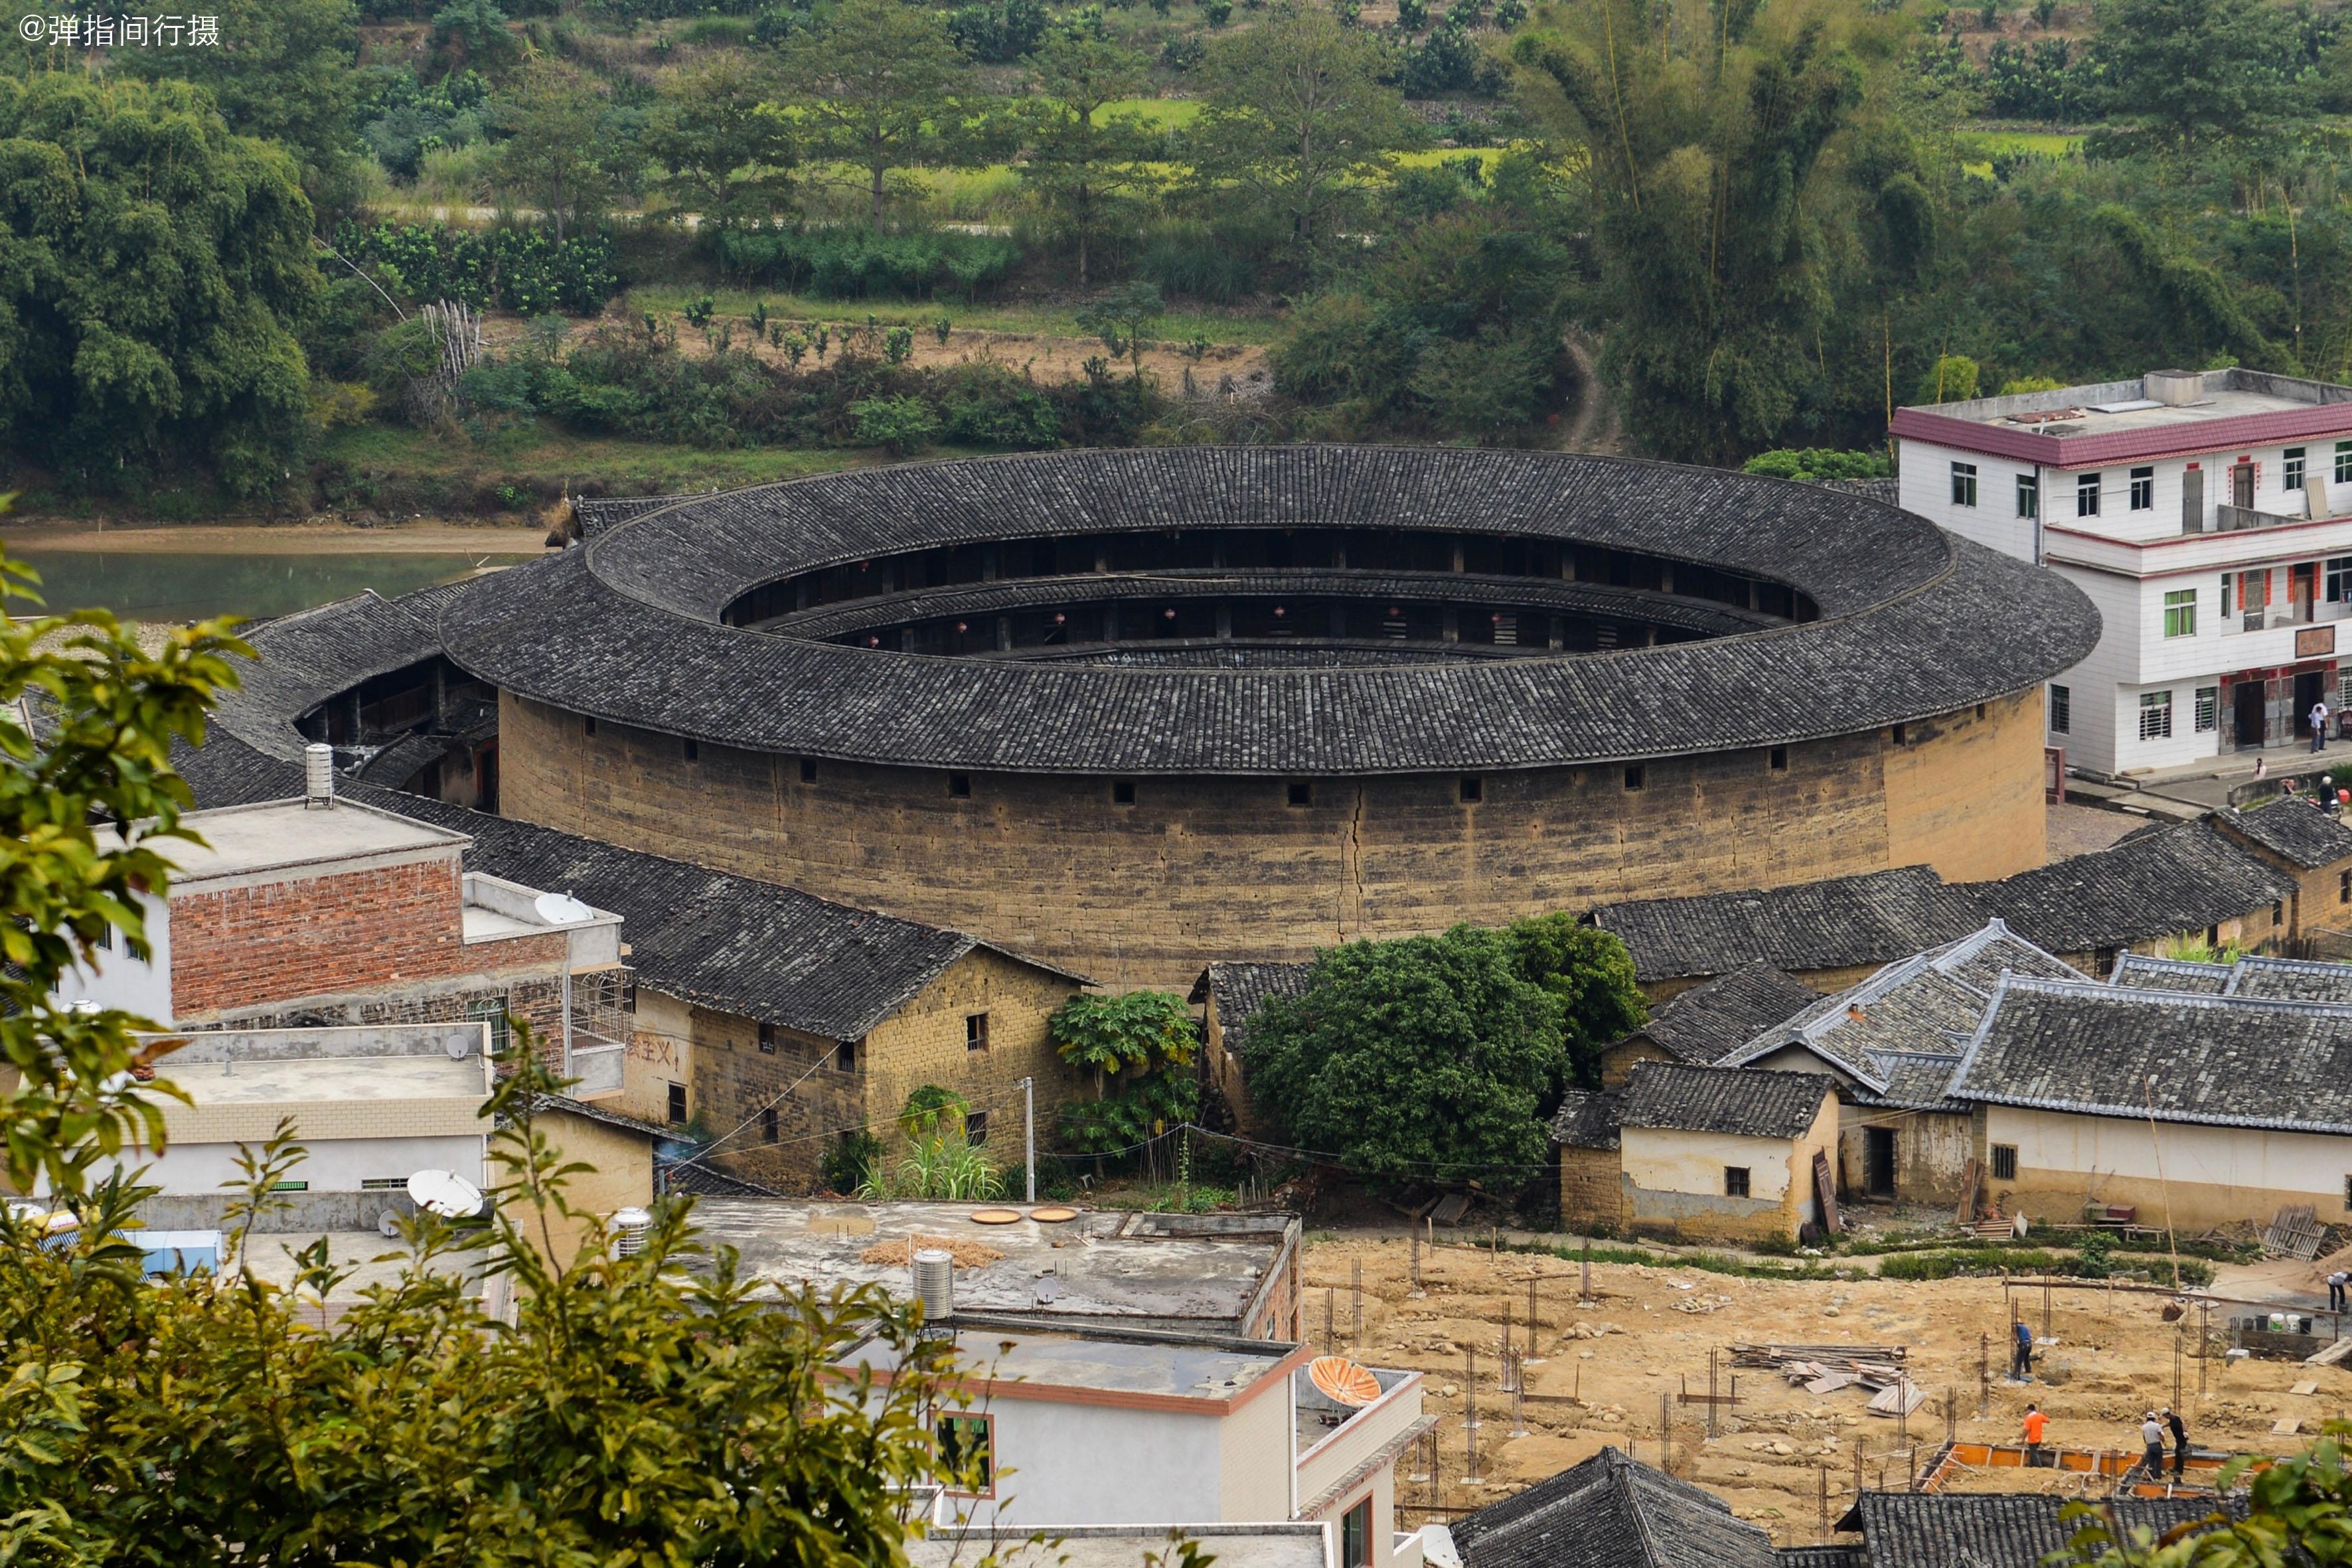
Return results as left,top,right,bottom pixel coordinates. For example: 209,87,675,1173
2022,1403,2049,1466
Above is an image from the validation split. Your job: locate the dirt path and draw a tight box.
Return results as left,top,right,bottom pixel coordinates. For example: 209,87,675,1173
0,522,550,554
1561,332,1624,455
1302,1235,2350,1545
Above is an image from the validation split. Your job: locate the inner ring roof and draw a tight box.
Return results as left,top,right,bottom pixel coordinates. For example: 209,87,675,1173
434,446,2100,775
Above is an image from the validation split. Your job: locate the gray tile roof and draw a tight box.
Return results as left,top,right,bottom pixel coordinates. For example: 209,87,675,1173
1453,1447,1778,1568
1591,867,1994,983
1983,817,2296,954
1632,964,1820,1065
1597,815,2297,984
208,584,481,763
2216,800,2352,869
1549,1089,1622,1150
421,447,2096,775
1952,977,2352,1134
2220,954,2352,1004
1776,1549,1867,1568
1615,1060,1837,1140
168,733,1085,1041
2106,953,2231,992
1189,962,1313,1057
1834,1491,2244,1568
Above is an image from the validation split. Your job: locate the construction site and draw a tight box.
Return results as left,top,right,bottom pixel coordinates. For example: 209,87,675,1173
1292,1230,2352,1545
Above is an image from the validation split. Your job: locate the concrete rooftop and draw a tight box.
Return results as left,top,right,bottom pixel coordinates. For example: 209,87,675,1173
687,1200,1289,1328
165,1052,485,1106
849,1323,1293,1403
129,797,467,887
1921,384,2315,432
1294,1364,1415,1456
908,1524,1329,1568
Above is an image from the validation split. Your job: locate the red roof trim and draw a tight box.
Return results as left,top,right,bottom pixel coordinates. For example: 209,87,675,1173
1892,404,2352,469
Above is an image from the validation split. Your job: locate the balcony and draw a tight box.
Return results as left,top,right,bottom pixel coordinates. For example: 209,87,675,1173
2213,503,2304,533
564,965,633,1099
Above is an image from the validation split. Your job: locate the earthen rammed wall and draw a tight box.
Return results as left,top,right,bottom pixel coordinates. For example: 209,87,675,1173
496,688,2051,992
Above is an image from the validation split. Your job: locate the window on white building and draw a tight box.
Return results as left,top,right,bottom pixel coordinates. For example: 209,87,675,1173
2195,687,2218,732
1951,461,1978,507
2223,574,2234,617
2328,557,2352,603
2288,447,2308,491
2139,690,2173,740
2015,472,2038,518
2130,467,2154,510
2049,684,2071,734
2077,473,2102,517
2338,440,2352,486
2163,589,2197,638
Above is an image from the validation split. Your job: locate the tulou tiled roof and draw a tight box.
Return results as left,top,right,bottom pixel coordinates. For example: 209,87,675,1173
209,585,477,763
1833,1490,2245,1568
1986,817,2298,953
1632,963,1821,1066
2107,952,2233,992
415,447,2095,775
1614,1060,1836,1141
1591,867,1994,983
1188,961,1313,1057
1951,976,2352,1134
2216,800,2352,869
1453,1447,1779,1568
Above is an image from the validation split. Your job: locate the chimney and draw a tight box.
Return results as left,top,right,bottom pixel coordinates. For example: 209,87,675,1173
2144,369,2205,406
304,743,335,809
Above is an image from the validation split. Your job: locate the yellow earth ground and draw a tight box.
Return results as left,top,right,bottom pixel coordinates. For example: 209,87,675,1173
1298,1236,2352,1545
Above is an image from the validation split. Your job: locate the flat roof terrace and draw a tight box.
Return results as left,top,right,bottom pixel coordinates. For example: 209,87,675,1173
845,1321,1299,1405
1893,368,2352,468
113,797,468,888
686,1200,1295,1332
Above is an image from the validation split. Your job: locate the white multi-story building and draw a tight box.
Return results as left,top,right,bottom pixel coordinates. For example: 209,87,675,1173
1893,367,2352,775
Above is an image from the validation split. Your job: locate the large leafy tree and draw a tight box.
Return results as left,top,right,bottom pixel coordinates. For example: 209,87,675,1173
2087,0,2310,163
1245,925,1567,1186
773,0,976,231
642,54,799,236
0,72,315,498
1018,35,1158,285
1050,990,1198,1156
1509,0,1867,462
1504,915,1646,1087
118,0,364,212
1186,7,1415,279
489,60,630,240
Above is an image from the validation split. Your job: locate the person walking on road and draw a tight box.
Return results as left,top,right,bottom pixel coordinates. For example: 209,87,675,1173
2140,1413,2165,1480
2011,1318,2034,1380
2165,1407,2188,1480
2313,699,2331,752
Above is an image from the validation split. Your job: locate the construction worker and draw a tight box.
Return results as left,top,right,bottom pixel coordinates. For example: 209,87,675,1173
2140,1413,2165,1480
2328,1269,2348,1314
2165,1407,2188,1480
2011,1318,2034,1381
2022,1403,2049,1466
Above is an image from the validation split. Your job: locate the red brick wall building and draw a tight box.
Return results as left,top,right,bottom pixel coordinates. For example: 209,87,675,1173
169,857,470,1021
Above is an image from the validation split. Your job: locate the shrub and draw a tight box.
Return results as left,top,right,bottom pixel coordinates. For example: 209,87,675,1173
328,221,619,314
1741,447,1895,481
939,366,1064,447
821,1129,886,1194
850,394,941,454
947,0,1046,58
1161,32,1204,69
716,228,1020,299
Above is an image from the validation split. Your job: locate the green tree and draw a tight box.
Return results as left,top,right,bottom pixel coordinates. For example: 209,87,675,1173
1186,7,1415,277
1019,35,1158,285
642,54,799,235
489,60,623,239
2088,0,2309,163
1075,281,1166,398
118,0,364,212
1509,1,1868,461
1245,925,1568,1186
0,72,315,497
773,0,974,231
2064,1427,2351,1568
1050,991,1200,1156
1502,914,1646,1088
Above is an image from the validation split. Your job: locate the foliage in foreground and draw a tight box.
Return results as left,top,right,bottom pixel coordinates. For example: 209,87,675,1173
2066,1430,2352,1568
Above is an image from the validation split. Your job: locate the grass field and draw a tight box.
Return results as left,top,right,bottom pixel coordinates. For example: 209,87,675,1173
317,425,881,497
1954,127,2084,174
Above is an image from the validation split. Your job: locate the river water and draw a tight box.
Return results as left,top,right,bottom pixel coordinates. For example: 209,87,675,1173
5,551,533,623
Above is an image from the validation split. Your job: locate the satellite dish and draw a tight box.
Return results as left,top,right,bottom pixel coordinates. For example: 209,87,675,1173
443,1032,473,1059
406,1169,485,1219
1308,1356,1381,1407
1423,1527,1463,1568
376,1209,402,1239
1033,1275,1062,1306
533,891,597,925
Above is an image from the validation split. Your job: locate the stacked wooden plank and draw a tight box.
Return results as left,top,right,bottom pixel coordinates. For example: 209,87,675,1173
2262,1204,2327,1261
1731,1344,1914,1407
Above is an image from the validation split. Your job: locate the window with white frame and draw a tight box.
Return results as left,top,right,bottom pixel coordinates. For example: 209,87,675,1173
2288,447,2308,491
2015,472,2038,518
1951,461,1978,507
2223,573,2234,617
2077,473,2101,517
2049,684,2071,734
2342,669,2352,711
2140,690,2173,740
2195,686,2218,732
2130,467,2154,510
2339,439,2352,486
2163,589,2196,638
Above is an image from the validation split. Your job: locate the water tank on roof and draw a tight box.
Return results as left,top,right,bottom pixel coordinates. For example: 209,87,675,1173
913,1247,955,1322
